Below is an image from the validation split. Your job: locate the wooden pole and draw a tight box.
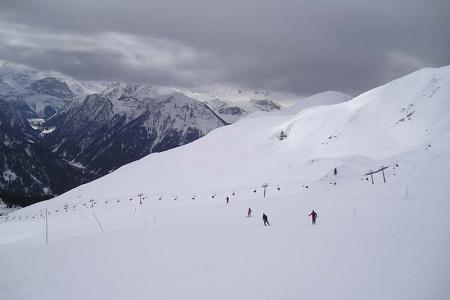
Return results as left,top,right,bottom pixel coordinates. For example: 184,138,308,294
382,169,386,183
370,174,374,184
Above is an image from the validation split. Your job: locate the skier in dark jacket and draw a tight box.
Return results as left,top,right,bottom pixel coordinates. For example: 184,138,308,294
226,196,229,204
247,208,252,217
262,213,270,226
309,210,318,224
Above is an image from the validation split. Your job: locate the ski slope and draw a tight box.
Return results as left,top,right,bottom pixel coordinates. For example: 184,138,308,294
1,66,450,300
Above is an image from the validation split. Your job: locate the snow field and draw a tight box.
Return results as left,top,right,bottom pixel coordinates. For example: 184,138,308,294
1,172,449,300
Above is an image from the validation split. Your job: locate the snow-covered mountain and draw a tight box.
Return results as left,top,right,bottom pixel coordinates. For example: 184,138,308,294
1,66,449,300
0,60,106,118
203,98,281,123
181,86,297,123
42,83,227,176
0,62,229,206
190,87,351,123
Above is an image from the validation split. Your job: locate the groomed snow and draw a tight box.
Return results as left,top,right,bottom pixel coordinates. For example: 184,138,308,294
1,66,449,300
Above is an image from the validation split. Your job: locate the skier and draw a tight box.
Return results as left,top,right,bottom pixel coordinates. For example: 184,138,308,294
262,213,270,226
309,210,318,225
226,196,229,204
247,208,252,217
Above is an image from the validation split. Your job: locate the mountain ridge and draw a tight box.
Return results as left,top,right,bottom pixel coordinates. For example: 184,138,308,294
41,83,228,176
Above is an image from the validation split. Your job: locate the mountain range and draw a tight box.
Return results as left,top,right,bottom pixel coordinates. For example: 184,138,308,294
41,83,227,176
0,62,229,206
2,61,343,208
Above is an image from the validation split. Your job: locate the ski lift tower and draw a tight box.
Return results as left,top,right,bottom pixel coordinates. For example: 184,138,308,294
365,166,389,184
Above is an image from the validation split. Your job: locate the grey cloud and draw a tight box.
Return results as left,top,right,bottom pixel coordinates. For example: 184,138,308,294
0,0,448,95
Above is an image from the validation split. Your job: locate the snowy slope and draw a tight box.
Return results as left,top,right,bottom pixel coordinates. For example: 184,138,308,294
287,90,351,113
1,66,449,300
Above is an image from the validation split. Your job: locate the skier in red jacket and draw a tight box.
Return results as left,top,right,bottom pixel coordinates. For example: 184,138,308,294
309,210,318,224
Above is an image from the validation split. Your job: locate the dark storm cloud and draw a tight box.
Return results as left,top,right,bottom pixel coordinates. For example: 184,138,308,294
0,0,449,95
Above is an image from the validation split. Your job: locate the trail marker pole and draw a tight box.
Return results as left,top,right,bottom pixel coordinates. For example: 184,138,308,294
353,206,357,220
138,193,143,205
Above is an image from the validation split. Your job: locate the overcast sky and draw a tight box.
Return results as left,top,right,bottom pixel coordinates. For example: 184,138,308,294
0,0,448,96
